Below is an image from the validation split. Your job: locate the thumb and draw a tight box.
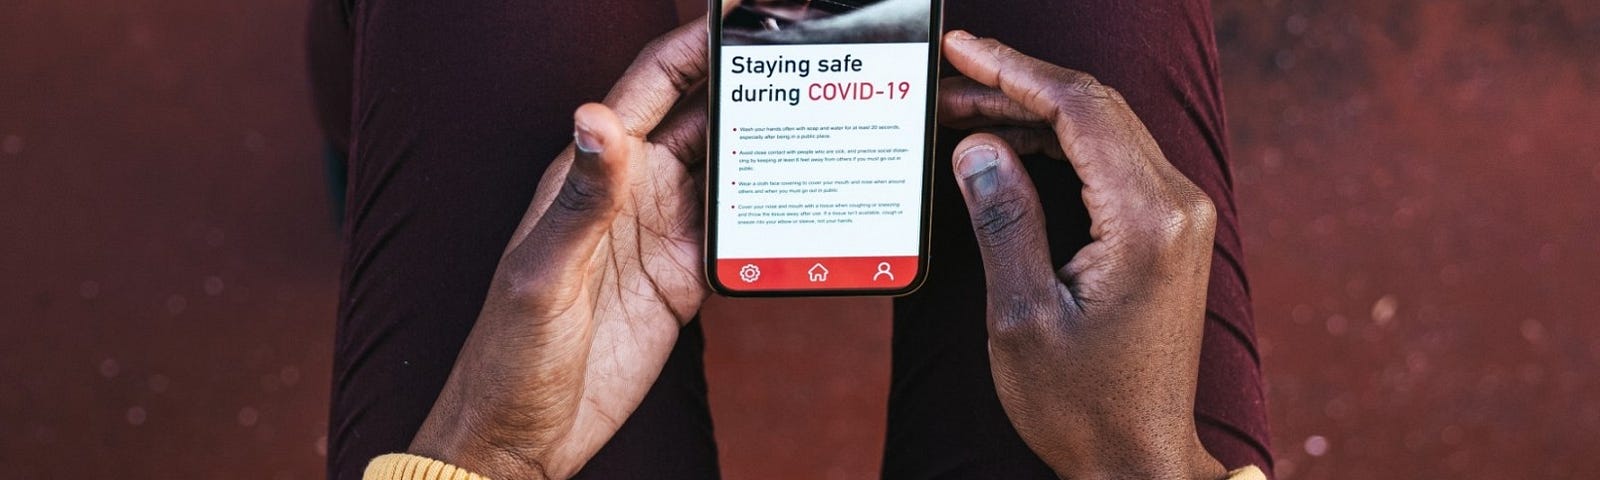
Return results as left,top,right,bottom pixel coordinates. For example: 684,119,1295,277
514,103,632,275
952,134,1060,315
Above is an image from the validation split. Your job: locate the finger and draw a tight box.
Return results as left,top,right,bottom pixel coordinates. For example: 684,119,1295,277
952,133,1061,307
648,87,709,169
942,30,1117,130
943,31,1166,220
938,76,1046,129
937,75,1061,157
976,126,1064,160
604,18,710,138
512,103,632,273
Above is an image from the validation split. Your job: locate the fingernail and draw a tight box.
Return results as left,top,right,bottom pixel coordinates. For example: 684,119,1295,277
957,145,1000,198
949,30,976,41
574,124,603,154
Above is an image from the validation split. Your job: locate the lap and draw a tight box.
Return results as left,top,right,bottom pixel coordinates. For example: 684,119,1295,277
317,0,1271,477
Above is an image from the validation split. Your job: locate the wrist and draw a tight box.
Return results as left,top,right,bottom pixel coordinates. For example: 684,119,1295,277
408,389,556,480
1046,431,1227,480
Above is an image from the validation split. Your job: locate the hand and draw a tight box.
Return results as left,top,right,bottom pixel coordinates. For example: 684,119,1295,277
406,19,711,480
939,31,1229,480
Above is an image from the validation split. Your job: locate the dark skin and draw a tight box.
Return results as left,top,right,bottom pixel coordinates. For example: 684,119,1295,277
408,20,1230,480
940,30,1227,480
407,19,712,480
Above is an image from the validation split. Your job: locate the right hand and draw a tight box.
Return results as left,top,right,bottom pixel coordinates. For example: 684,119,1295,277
406,18,711,480
939,31,1229,479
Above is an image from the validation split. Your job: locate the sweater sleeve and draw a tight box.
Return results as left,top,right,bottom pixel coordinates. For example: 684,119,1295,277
365,454,490,480
364,453,1267,480
1229,465,1267,480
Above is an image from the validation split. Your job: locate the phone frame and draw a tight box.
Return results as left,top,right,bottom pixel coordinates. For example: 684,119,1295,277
704,0,945,297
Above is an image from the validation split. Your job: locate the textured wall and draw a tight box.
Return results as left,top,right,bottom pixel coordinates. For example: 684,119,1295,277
1,0,1596,478
1215,1,1600,478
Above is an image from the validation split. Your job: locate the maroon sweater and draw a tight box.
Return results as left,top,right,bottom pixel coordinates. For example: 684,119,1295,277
310,1,1270,479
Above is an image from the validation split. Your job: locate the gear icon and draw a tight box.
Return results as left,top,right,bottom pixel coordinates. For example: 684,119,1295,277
738,264,761,283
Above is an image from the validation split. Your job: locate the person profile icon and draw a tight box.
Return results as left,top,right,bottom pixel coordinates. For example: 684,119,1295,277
873,262,894,282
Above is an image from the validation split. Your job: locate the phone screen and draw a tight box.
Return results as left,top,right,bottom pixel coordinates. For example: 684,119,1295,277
708,0,941,296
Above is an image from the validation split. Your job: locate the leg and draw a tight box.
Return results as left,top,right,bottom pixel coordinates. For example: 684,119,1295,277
887,0,1272,477
305,0,353,224
318,1,720,479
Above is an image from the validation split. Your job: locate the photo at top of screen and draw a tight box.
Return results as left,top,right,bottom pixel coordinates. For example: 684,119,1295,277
722,0,931,45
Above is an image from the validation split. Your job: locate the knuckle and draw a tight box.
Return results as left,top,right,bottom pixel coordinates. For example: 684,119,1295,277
1047,71,1111,102
1149,207,1189,247
980,36,1016,57
1080,87,1124,116
978,93,1020,118
655,51,699,93
492,265,570,318
1085,81,1125,105
632,37,694,89
499,273,554,312
992,40,1028,64
553,170,614,215
972,90,1003,111
971,194,1029,247
988,315,1036,346
1046,75,1126,131
988,297,1060,347
662,31,705,82
637,33,672,64
496,244,596,321
1151,186,1217,250
1185,190,1218,232
1066,72,1107,96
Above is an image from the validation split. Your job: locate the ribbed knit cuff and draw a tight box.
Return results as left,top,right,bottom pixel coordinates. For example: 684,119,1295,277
365,453,490,480
363,452,1261,480
1228,465,1267,480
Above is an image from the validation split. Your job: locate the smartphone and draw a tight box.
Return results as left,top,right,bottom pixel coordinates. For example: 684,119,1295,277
706,0,944,297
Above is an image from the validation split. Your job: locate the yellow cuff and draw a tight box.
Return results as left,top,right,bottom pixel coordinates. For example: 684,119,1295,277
363,453,1262,480
365,453,491,480
1228,465,1267,480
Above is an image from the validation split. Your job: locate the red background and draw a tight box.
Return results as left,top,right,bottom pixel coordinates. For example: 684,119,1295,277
2,0,1597,478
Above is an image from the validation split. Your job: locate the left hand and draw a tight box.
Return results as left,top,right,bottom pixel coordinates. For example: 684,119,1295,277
406,18,711,480
938,31,1229,479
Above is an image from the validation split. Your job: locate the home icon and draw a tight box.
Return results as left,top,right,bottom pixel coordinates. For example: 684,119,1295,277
807,263,829,282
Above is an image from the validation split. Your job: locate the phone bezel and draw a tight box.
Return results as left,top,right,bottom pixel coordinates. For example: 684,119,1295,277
704,0,945,297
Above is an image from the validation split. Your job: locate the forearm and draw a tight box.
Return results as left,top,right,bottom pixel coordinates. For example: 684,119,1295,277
1030,424,1226,480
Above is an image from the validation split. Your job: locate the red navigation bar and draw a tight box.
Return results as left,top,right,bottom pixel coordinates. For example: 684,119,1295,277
716,256,918,291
